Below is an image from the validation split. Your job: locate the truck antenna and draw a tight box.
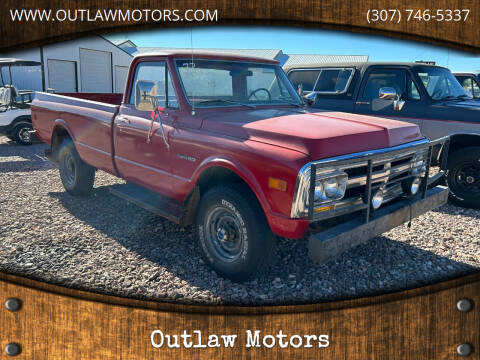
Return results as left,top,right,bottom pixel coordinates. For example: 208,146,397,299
190,27,196,116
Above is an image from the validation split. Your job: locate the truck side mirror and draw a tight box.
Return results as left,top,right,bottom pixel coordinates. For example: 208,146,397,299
378,87,397,100
135,80,157,111
302,91,318,106
378,87,405,111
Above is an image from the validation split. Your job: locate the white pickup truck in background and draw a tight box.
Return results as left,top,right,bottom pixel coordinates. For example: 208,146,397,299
0,58,41,145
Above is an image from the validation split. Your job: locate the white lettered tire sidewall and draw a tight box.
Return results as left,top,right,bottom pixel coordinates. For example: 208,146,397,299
196,185,275,281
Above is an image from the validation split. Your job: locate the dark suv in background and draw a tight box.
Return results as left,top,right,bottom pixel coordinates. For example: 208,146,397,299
285,62,480,208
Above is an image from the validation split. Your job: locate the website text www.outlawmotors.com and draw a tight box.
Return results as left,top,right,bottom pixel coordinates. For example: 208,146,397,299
9,8,218,23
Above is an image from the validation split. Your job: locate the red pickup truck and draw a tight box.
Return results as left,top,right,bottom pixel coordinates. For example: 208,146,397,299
31,51,449,280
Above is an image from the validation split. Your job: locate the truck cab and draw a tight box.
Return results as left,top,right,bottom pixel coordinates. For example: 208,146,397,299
286,62,480,209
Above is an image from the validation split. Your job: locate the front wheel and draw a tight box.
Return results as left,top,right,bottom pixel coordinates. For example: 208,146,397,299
195,184,275,282
58,139,95,196
12,122,34,145
446,147,480,209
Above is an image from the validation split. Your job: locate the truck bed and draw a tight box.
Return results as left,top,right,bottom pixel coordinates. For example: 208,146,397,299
31,92,120,175
59,93,123,106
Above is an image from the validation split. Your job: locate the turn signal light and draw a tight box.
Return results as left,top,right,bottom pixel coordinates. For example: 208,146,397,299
314,205,334,213
268,177,287,192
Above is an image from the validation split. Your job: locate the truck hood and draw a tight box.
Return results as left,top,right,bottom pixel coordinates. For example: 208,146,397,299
200,108,422,159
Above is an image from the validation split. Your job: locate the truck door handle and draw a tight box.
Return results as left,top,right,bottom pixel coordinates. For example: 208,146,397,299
116,116,130,124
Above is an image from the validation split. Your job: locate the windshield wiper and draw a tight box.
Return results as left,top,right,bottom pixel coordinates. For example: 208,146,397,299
197,99,256,109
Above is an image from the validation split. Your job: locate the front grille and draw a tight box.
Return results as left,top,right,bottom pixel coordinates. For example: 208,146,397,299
309,144,430,221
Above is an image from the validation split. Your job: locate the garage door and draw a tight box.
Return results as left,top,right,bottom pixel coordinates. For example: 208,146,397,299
114,66,129,93
80,48,112,93
47,59,77,93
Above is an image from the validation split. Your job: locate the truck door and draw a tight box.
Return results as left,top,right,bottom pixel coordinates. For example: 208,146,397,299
354,67,426,129
113,61,179,196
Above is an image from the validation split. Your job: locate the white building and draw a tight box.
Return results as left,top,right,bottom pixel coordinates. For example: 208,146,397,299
0,36,132,93
1,35,367,94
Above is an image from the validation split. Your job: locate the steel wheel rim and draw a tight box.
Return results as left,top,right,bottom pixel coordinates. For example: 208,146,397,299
205,206,244,262
18,127,31,143
453,163,480,195
63,152,76,187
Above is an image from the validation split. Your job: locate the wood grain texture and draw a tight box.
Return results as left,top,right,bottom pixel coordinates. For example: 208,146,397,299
0,0,479,52
0,272,478,359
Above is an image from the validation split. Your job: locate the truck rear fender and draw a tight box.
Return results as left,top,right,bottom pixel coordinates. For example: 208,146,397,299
49,119,76,162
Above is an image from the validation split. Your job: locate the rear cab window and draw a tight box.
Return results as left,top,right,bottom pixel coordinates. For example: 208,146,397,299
287,68,354,95
287,69,320,94
457,76,480,98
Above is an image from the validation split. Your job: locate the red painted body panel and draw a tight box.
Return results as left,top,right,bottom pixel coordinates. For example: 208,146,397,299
59,93,123,106
31,53,424,239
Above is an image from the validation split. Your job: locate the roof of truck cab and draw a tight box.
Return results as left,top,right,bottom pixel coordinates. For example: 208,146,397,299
133,50,279,64
453,72,479,76
283,61,447,73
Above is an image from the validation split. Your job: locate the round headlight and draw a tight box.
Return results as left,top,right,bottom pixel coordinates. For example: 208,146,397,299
410,177,421,195
314,182,324,200
412,156,427,175
324,178,339,198
371,190,384,210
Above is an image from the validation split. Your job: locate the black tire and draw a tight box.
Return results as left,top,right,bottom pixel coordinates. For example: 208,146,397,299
195,184,276,281
446,147,480,209
58,139,95,196
12,122,34,145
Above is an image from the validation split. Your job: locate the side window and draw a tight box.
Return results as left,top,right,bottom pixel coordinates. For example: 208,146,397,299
287,70,320,94
314,68,354,93
362,68,406,101
460,77,473,94
407,74,421,100
129,61,178,108
472,79,480,98
459,77,480,97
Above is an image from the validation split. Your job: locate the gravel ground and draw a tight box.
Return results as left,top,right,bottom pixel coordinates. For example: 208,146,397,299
0,135,479,305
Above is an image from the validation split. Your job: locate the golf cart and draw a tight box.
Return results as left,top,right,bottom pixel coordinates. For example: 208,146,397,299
0,58,41,145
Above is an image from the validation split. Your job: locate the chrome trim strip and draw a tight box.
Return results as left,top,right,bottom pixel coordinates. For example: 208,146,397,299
76,141,111,156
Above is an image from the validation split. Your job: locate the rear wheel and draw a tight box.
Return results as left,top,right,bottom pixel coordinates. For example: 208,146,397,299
446,147,480,209
12,122,34,145
58,139,95,196
195,184,275,282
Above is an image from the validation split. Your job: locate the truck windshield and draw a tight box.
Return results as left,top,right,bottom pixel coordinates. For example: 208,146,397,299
175,59,301,107
415,66,472,100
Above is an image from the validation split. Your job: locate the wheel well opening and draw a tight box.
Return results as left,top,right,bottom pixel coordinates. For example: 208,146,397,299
433,134,480,166
449,134,480,153
182,166,261,226
51,126,71,160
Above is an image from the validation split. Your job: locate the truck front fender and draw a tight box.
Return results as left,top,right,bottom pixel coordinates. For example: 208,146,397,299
435,133,480,163
191,155,274,216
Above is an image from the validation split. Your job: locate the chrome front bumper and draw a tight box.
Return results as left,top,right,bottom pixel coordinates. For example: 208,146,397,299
308,185,449,264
